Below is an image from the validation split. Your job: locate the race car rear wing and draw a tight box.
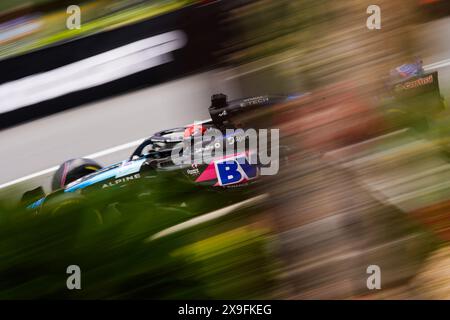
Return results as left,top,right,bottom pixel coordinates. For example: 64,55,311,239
392,71,445,113
393,71,440,96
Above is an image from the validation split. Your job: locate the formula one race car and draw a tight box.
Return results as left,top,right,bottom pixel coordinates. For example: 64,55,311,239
21,59,447,219
22,93,286,217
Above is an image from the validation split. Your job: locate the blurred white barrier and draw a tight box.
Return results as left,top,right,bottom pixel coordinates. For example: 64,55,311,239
0,30,187,114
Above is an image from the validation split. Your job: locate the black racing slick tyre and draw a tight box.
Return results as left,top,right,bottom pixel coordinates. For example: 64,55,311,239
52,158,102,191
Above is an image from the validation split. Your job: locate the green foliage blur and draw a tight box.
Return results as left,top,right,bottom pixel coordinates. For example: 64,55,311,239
0,180,276,299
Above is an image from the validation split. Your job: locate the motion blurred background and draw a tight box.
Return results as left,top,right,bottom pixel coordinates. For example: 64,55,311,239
1,0,450,299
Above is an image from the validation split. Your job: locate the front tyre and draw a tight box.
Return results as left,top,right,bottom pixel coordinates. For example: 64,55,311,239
52,158,102,191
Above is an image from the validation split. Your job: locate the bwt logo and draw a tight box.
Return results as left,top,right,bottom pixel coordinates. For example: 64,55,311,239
215,155,258,186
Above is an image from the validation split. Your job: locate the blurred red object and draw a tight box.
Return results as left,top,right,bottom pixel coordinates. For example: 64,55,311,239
275,82,386,154
419,0,441,4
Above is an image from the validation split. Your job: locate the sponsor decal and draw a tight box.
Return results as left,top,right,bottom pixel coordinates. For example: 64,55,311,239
218,110,228,117
196,154,258,186
215,155,258,186
115,159,145,178
102,173,141,188
186,168,200,176
394,74,434,92
187,163,200,176
239,96,269,107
